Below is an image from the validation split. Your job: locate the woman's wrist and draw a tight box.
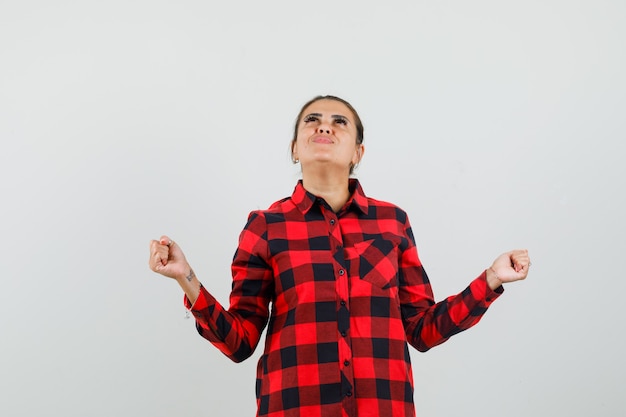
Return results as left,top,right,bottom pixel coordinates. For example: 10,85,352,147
175,266,201,304
486,267,503,290
175,267,196,284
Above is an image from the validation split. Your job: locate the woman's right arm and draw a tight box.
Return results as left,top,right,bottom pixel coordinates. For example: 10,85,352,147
148,212,274,363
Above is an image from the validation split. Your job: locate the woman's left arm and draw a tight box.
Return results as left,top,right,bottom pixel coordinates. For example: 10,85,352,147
398,218,530,352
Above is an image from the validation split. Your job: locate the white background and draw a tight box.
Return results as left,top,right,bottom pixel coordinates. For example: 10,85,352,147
1,1,624,416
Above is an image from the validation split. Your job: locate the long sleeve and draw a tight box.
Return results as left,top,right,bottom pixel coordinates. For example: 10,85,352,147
184,211,274,363
398,217,503,352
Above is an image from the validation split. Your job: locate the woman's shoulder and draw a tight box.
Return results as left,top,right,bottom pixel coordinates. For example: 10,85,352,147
242,196,296,224
364,196,409,222
366,195,402,209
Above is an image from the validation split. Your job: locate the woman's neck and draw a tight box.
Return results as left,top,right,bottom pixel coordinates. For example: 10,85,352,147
302,170,351,213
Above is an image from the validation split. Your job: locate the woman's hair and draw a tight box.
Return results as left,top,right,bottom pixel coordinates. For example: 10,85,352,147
290,95,365,174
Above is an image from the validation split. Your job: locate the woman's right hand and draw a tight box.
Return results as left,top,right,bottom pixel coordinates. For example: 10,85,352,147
148,235,192,282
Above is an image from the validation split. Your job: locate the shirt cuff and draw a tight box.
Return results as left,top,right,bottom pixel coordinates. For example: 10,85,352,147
183,284,212,313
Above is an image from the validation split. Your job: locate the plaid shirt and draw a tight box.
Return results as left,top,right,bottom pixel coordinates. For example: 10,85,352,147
185,179,503,417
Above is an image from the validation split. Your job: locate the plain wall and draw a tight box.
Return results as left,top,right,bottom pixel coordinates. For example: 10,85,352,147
1,1,624,416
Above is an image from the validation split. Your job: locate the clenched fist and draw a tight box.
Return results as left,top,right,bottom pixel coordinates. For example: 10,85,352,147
148,235,192,282
486,249,531,289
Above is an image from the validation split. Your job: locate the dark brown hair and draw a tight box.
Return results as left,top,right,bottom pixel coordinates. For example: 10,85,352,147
290,95,364,173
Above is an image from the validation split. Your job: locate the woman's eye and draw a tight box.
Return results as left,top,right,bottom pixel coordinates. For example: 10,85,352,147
303,116,318,123
335,118,347,125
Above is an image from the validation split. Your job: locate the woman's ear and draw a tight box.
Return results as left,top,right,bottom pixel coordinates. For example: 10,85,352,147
353,144,365,165
291,142,299,163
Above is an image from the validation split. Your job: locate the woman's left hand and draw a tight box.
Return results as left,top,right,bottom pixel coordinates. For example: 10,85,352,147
486,249,531,289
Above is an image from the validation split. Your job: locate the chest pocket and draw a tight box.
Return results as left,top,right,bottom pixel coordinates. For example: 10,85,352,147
345,238,399,289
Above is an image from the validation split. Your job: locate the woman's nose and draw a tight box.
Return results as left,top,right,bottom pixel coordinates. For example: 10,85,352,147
317,126,331,135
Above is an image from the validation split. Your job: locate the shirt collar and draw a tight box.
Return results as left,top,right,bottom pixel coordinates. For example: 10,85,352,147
291,178,369,215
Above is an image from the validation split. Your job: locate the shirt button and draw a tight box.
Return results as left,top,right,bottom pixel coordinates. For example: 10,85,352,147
339,269,345,276
346,391,352,397
330,219,335,225
344,360,350,366
341,331,347,337
340,300,346,306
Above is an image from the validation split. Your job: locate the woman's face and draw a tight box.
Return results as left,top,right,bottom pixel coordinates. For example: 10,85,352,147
292,99,364,175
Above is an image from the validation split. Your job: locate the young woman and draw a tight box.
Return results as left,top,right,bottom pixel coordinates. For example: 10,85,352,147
148,95,531,417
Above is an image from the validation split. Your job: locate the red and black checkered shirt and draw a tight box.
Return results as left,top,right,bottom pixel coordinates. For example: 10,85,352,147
185,179,503,417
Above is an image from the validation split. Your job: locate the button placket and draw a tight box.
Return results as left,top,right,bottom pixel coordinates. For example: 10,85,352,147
327,213,355,407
